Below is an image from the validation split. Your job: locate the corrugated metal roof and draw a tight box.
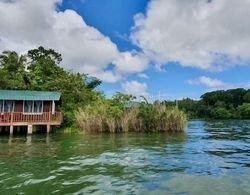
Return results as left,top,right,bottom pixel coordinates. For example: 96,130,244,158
0,90,61,101
125,101,140,108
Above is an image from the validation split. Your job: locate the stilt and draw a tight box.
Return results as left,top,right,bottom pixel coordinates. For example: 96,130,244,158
10,125,14,136
47,125,51,133
27,125,33,135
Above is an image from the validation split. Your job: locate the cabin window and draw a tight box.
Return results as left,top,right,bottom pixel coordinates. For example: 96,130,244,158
34,101,42,113
24,101,43,113
4,100,14,112
24,101,33,113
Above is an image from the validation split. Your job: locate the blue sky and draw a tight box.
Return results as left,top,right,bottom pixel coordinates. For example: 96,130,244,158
59,0,250,100
1,0,250,100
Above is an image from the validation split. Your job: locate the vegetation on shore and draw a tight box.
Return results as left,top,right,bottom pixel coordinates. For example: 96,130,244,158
166,89,250,120
1,47,249,133
75,93,187,133
0,47,186,132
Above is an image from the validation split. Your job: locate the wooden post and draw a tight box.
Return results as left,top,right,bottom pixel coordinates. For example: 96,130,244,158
52,101,55,115
27,125,33,135
49,112,51,122
11,112,13,124
9,125,13,135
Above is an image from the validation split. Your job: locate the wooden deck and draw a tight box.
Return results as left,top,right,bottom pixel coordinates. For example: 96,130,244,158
0,112,62,126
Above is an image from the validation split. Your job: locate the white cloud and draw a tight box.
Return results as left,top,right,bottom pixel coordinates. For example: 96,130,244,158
188,76,250,92
113,51,149,75
137,73,149,79
0,0,148,83
122,80,148,97
187,76,226,88
131,0,250,71
92,71,122,83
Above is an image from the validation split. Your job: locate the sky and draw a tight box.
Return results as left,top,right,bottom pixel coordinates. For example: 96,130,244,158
0,0,250,100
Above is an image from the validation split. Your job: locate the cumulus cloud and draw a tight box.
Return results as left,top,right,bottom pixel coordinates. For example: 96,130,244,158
113,51,149,75
188,76,250,92
131,0,250,71
187,76,226,88
0,0,148,83
122,80,148,97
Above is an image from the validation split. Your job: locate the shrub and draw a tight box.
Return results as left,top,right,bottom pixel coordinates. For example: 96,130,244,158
237,103,250,119
210,107,232,119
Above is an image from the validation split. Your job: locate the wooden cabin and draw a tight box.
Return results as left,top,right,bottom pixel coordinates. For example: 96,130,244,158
0,90,63,135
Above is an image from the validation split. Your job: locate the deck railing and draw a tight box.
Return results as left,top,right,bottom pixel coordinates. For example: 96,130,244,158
0,112,62,124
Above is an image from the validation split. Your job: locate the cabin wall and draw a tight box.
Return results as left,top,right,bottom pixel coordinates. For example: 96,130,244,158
0,100,59,113
14,101,23,112
43,101,52,112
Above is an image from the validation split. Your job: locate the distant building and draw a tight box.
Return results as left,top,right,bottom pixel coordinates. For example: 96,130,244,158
0,90,62,135
125,101,140,109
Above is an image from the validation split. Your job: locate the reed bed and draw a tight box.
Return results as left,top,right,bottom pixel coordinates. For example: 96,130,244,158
75,101,187,133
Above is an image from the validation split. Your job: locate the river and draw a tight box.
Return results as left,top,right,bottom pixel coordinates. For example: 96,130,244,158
0,120,250,194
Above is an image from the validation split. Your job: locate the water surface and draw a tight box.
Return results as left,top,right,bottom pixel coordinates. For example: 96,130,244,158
0,120,250,194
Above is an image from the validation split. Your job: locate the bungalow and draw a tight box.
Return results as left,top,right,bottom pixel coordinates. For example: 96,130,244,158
0,90,63,135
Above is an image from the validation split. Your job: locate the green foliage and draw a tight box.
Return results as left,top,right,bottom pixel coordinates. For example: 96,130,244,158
75,96,187,133
75,93,137,133
165,89,250,120
243,91,250,103
177,98,198,119
0,47,102,126
237,103,250,119
137,102,158,132
200,89,249,119
210,107,232,119
0,51,28,89
138,101,187,132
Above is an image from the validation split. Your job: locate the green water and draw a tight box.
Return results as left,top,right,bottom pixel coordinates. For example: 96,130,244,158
0,120,250,195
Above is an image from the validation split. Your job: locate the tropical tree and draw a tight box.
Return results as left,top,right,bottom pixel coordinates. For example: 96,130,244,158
0,51,28,89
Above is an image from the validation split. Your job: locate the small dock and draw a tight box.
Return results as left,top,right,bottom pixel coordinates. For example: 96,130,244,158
0,112,62,134
0,90,63,135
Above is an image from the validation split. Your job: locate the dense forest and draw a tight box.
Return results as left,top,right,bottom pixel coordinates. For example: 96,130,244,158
166,89,250,119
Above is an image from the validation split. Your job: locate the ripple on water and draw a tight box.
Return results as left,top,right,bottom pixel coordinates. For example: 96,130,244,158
24,176,57,185
0,120,250,194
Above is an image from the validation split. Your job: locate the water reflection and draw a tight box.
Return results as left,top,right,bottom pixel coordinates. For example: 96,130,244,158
0,134,59,158
199,120,250,170
203,120,250,141
0,121,250,194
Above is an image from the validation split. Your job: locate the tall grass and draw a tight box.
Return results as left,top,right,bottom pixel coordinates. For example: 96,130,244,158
75,101,187,133
137,102,187,132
